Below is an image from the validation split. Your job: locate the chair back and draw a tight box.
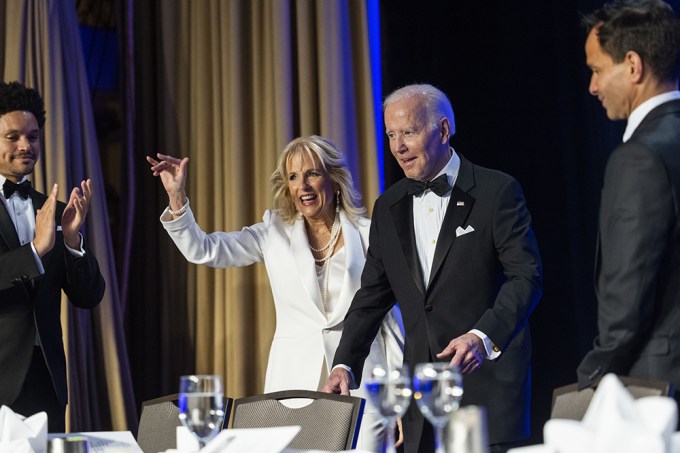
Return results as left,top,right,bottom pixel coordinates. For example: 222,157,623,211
231,389,364,451
136,393,233,453
551,375,674,421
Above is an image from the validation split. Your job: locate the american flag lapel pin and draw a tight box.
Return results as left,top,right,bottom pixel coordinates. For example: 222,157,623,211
456,201,465,206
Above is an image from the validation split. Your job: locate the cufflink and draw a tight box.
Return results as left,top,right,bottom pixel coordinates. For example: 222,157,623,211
587,366,602,381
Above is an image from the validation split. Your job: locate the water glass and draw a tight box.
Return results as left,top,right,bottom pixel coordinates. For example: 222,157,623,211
178,375,225,449
365,364,412,453
413,362,463,453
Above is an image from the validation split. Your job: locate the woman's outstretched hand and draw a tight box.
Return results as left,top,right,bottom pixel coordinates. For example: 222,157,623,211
147,153,189,209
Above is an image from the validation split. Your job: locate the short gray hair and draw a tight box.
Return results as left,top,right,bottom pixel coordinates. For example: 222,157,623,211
383,84,456,134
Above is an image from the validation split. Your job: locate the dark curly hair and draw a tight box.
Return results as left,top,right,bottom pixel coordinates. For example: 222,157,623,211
0,81,46,128
582,0,680,85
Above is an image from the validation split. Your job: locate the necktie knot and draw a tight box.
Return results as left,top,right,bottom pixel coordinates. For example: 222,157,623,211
3,179,31,199
407,174,450,197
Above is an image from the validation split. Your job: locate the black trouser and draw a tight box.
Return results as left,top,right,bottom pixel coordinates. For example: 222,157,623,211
9,346,66,433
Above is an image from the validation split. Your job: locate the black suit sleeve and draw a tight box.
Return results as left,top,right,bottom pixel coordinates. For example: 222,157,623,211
62,239,105,308
333,199,396,383
474,178,543,349
0,244,42,291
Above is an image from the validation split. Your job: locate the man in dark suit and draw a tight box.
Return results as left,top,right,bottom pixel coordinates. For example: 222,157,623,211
0,81,105,432
576,1,680,399
323,84,542,453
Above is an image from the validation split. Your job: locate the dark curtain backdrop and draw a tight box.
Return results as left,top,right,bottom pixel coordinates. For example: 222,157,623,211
379,0,679,444
125,0,195,408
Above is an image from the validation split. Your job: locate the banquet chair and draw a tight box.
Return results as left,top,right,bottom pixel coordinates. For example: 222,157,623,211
136,393,233,453
231,389,365,451
550,375,674,421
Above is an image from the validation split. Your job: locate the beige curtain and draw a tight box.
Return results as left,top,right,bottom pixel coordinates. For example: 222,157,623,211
156,0,381,397
3,0,135,431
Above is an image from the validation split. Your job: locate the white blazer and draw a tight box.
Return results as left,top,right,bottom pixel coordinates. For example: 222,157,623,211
161,208,404,407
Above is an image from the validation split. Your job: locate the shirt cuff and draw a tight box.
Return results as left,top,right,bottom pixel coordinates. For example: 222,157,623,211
64,233,86,258
331,364,358,390
29,243,45,275
469,329,501,360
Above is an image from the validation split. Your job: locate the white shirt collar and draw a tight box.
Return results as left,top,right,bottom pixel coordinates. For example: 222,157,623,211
623,90,680,142
433,147,461,190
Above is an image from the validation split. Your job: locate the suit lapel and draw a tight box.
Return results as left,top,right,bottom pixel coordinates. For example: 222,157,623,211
327,211,363,326
0,189,45,297
428,156,476,288
0,184,47,250
289,215,326,317
29,190,50,294
0,201,21,250
30,188,46,212
390,190,425,296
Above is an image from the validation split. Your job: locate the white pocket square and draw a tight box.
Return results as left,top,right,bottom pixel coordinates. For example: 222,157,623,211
455,225,475,237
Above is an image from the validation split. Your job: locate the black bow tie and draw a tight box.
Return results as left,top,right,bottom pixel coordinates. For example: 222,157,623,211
3,179,31,199
407,174,451,197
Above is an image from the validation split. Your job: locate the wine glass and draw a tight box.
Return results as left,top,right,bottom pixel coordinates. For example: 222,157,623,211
413,362,463,453
365,364,412,453
178,375,225,450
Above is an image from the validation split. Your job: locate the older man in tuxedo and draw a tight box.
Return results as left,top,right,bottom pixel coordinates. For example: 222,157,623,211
576,0,680,400
0,81,105,432
324,83,542,453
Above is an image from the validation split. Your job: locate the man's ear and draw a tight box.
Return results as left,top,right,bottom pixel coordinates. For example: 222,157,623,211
626,50,644,83
439,117,451,144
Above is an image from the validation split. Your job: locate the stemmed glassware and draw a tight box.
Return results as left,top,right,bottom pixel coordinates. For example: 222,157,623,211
413,362,464,453
178,375,225,450
365,364,412,453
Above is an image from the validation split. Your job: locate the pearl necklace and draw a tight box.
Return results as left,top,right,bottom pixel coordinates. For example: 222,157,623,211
310,215,341,256
308,214,340,253
309,209,341,313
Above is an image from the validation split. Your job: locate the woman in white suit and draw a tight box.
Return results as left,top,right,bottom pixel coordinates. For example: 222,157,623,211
147,136,404,452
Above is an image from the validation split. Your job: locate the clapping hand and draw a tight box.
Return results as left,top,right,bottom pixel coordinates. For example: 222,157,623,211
33,184,58,257
62,179,93,250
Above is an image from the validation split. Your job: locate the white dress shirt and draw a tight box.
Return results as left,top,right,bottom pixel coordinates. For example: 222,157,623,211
413,150,459,286
315,246,346,318
412,149,499,360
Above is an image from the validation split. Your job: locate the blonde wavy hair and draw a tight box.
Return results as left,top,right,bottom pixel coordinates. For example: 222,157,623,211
270,136,366,224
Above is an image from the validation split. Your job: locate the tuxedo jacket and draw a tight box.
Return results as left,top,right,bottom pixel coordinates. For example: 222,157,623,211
161,208,404,408
0,188,105,406
333,155,543,449
577,99,680,395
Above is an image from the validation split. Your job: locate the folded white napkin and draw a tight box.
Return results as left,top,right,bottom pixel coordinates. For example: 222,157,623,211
0,406,47,453
200,426,301,453
175,425,200,452
509,374,680,453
